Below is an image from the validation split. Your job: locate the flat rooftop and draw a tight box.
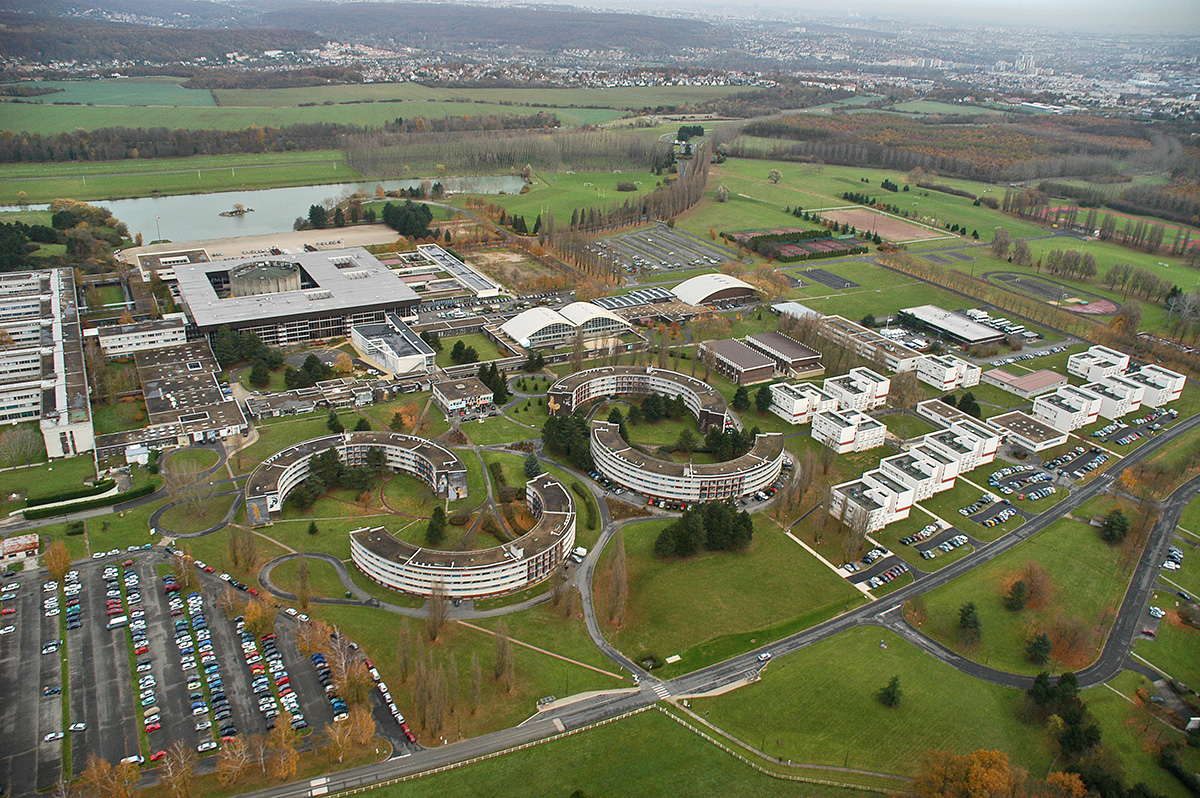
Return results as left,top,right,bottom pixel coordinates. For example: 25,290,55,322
353,313,434,359
552,366,727,415
702,338,774,371
744,331,821,363
985,368,1066,394
990,411,1066,445
593,422,783,479
902,304,1006,344
434,377,493,402
174,247,419,329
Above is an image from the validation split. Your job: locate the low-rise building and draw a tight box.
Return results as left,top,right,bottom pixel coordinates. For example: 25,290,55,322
823,367,890,412
811,409,887,454
1123,364,1185,407
900,304,1006,347
767,382,837,425
817,315,921,373
921,418,1001,473
1,533,39,561
981,368,1068,399
699,338,775,385
880,450,951,502
91,316,189,358
350,313,436,376
433,377,494,414
549,366,732,431
988,411,1070,452
743,332,822,375
829,469,914,533
1068,345,1130,382
1032,385,1102,432
916,354,981,392
1083,374,1144,420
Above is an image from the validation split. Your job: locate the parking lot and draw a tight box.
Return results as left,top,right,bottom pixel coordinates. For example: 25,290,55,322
592,227,734,276
1,551,413,798
1092,407,1179,449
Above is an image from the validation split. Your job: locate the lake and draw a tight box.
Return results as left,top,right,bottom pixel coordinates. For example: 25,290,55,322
12,176,526,241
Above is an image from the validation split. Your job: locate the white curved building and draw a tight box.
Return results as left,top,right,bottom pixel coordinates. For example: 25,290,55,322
548,366,733,431
671,273,756,307
499,302,631,349
244,432,468,526
591,420,784,503
350,472,576,598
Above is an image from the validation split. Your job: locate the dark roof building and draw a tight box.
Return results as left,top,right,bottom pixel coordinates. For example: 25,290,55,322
699,338,775,385
743,332,822,374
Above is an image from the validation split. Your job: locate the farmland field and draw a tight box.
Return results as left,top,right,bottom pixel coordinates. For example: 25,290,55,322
1,77,216,106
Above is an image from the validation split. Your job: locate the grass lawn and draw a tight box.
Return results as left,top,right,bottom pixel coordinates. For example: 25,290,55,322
234,413,340,473
918,478,1022,541
882,411,938,440
595,517,862,678
177,526,291,587
434,334,509,367
917,514,1143,675
1133,589,1200,686
269,556,349,600
0,456,96,514
506,398,550,428
380,471,440,517
474,597,622,678
461,416,540,446
449,171,662,229
623,413,698,449
360,707,873,798
165,447,220,473
869,513,973,572
88,500,163,552
155,492,237,535
35,521,92,563
695,627,1048,776
238,365,290,394
90,401,148,436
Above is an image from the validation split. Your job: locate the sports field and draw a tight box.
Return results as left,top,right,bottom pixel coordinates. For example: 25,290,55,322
818,206,949,243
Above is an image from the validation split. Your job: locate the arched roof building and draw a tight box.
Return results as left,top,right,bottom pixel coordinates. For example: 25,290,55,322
671,273,756,306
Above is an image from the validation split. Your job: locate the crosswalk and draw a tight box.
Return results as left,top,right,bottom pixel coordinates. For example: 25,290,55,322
650,682,671,700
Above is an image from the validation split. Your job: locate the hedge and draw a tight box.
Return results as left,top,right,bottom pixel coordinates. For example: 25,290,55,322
571,481,597,531
23,484,157,520
26,479,116,508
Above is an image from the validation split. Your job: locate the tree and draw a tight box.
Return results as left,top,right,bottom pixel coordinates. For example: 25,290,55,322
768,169,782,184
163,455,212,518
1099,509,1130,544
0,425,44,467
308,204,329,229
45,539,72,581
323,720,355,763
493,619,515,693
715,184,730,203
1004,580,1029,611
326,409,343,433
958,602,981,644
469,651,483,715
348,703,376,745
676,428,697,454
957,392,982,419
1012,238,1032,266
333,352,353,374
160,740,197,798
523,453,541,479
243,598,277,637
426,506,446,546
755,385,772,415
877,675,902,707
914,750,1027,798
1027,633,1052,665
731,386,750,412
249,360,271,389
426,581,447,641
991,228,1012,260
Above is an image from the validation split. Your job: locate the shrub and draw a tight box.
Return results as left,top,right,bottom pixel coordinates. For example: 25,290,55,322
616,182,637,192
23,484,156,520
26,478,115,507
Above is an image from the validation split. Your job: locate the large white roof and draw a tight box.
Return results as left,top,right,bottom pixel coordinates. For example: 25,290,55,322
559,302,627,328
499,306,572,343
671,273,754,306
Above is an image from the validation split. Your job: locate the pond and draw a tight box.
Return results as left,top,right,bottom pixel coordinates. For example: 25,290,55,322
11,175,525,241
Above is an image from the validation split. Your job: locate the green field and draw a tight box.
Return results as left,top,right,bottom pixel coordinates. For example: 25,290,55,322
449,171,662,229
0,150,358,205
919,514,1139,674
696,627,1047,775
1134,589,1200,686
887,100,1003,115
2,77,216,106
0,456,96,514
461,416,539,447
434,333,509,367
596,517,862,677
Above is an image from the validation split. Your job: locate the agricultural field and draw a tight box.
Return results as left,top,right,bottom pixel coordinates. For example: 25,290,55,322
0,77,216,106
0,150,357,205
886,100,1004,115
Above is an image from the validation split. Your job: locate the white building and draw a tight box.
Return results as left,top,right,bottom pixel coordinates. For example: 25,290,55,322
829,469,915,534
91,315,189,358
921,418,1001,473
823,367,890,412
350,313,436,376
818,315,921,373
1033,385,1103,432
916,354,981,392
1123,364,1185,407
812,409,887,454
1083,374,1144,420
768,382,837,425
1067,345,1130,382
432,378,494,414
880,450,955,502
498,302,631,349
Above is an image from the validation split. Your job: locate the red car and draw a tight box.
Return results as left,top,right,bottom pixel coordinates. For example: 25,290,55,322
248,588,259,596
204,567,215,574
1143,628,1156,637
1,608,14,616
145,722,161,733
149,751,166,762
134,645,148,655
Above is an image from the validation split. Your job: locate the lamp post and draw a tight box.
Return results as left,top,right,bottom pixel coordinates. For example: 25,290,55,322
155,216,161,243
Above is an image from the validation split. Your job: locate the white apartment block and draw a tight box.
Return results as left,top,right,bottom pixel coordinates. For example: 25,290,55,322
916,354,982,392
1083,374,1144,420
812,409,887,454
880,450,956,502
1032,385,1102,432
1067,345,1130,382
1123,364,1185,407
829,469,915,534
92,316,189,358
818,315,921,373
921,418,1001,473
823,367,890,412
768,382,837,425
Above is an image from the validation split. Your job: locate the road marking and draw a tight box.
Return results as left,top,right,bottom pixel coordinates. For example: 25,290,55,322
1131,651,1172,680
651,683,671,699
552,718,565,732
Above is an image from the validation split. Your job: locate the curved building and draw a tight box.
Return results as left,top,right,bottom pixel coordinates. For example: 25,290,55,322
591,420,784,503
499,302,631,349
548,366,733,431
671,273,756,307
229,260,302,297
244,431,468,526
350,472,576,598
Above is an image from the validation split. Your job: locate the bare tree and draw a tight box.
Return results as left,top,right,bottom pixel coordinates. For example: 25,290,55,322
469,652,482,715
246,734,270,776
323,721,355,764
160,741,197,798
888,371,921,411
216,737,250,786
570,327,586,373
991,228,1012,259
493,620,515,693
295,549,310,611
398,618,411,683
0,425,44,467
446,652,458,717
607,530,628,627
164,454,214,518
426,582,447,641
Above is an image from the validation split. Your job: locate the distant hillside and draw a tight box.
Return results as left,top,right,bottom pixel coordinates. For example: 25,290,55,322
0,14,323,63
